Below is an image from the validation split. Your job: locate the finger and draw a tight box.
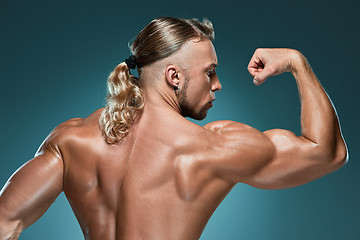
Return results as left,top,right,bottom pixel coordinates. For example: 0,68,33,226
248,56,265,76
253,65,275,86
253,76,264,86
254,57,265,68
248,67,261,77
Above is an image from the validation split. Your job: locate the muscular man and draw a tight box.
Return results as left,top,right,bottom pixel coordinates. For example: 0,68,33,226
0,17,348,239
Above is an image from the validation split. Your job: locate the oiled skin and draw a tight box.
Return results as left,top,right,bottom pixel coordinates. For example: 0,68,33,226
61,107,236,239
0,46,348,239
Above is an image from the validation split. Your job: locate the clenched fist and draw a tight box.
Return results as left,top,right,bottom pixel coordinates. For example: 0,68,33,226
247,48,304,85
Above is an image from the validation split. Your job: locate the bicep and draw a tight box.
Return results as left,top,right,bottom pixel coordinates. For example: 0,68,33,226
204,122,337,190
0,147,63,230
245,129,333,189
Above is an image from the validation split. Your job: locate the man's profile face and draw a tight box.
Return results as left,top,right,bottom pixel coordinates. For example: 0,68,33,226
178,39,221,120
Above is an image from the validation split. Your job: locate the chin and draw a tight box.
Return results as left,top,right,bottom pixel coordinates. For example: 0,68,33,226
190,113,207,121
182,107,208,121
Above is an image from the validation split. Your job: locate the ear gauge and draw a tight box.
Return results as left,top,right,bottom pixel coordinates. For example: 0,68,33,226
173,71,180,94
174,85,180,95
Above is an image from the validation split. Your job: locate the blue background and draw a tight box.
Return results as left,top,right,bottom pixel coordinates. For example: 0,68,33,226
0,0,359,239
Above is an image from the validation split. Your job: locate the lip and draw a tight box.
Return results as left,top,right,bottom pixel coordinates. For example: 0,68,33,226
208,98,215,108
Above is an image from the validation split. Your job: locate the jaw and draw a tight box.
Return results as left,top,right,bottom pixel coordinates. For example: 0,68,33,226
179,101,210,121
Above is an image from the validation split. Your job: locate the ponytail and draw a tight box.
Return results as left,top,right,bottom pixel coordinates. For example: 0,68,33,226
99,62,144,144
99,17,215,143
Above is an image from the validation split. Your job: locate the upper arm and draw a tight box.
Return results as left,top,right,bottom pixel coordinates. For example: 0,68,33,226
248,129,346,189
0,128,64,234
203,121,345,190
202,121,275,184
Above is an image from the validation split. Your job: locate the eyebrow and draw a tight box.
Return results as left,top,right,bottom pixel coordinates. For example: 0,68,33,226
208,63,218,68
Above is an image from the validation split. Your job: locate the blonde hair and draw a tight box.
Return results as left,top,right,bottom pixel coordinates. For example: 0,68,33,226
99,17,215,144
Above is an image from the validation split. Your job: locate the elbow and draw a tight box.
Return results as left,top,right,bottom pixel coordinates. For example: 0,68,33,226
332,140,349,169
316,139,349,171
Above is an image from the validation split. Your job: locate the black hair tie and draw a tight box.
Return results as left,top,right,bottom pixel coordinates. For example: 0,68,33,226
125,55,137,69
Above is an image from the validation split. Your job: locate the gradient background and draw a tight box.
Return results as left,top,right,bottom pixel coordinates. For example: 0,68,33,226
0,0,359,239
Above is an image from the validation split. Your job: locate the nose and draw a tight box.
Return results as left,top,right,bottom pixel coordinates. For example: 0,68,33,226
211,74,222,92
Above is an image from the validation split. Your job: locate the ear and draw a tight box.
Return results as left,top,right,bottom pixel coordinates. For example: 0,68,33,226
165,64,180,88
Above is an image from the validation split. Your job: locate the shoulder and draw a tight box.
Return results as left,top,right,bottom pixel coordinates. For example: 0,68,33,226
203,120,273,150
198,120,276,183
204,120,258,131
36,109,105,158
203,120,267,140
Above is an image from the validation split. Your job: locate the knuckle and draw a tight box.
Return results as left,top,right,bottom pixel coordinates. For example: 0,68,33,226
255,48,263,54
267,65,276,74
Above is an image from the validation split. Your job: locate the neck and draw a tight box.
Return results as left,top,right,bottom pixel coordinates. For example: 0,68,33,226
142,84,182,115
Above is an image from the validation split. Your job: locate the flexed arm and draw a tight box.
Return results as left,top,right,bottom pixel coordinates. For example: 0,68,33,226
204,48,348,189
0,130,64,239
244,48,348,188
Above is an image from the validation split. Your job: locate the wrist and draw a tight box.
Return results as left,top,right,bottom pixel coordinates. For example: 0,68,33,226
289,50,307,74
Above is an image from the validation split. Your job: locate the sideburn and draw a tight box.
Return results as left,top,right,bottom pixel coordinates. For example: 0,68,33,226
178,77,207,121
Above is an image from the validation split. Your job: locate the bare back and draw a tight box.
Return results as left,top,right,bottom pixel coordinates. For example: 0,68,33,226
0,47,347,240
61,108,233,239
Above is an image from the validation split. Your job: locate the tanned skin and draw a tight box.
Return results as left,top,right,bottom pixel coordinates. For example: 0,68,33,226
0,39,348,239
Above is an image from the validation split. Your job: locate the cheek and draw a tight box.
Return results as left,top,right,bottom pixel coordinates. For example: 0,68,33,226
187,78,210,103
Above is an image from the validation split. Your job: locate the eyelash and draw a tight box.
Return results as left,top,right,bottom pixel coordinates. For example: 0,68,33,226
207,70,215,76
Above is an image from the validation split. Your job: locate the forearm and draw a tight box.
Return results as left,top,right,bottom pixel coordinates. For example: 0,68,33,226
291,51,347,161
0,143,64,239
0,192,24,240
